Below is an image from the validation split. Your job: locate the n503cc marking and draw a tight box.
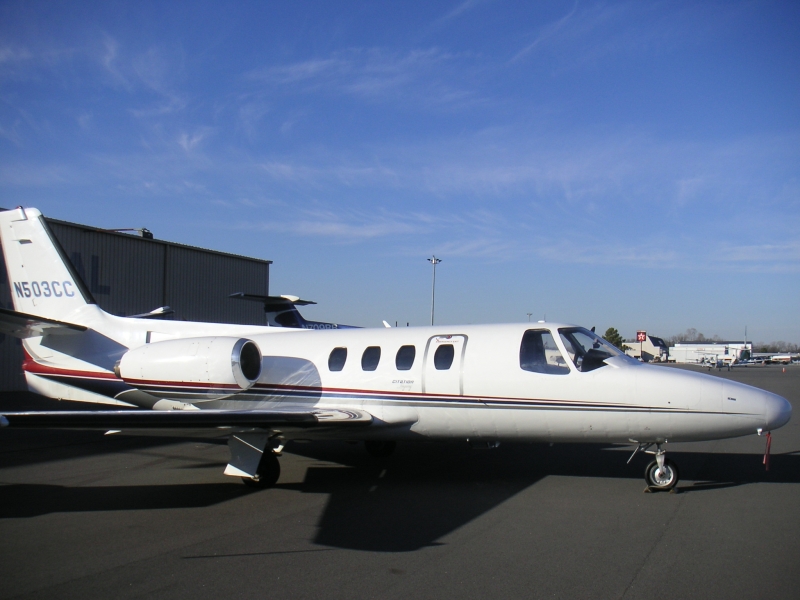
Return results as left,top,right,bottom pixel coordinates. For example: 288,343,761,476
13,281,75,298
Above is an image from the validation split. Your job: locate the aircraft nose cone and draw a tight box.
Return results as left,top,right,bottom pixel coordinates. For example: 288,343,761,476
764,391,792,431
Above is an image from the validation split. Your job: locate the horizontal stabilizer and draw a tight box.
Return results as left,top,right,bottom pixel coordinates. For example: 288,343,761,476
229,293,317,306
0,408,372,430
0,307,87,338
230,292,358,329
129,306,174,319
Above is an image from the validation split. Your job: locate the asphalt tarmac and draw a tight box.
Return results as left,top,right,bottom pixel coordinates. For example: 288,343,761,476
1,365,799,599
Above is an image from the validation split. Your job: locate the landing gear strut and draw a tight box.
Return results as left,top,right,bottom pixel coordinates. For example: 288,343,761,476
242,452,281,488
629,442,680,491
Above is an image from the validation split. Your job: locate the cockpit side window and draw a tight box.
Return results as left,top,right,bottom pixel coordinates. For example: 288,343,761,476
558,327,621,372
520,329,569,374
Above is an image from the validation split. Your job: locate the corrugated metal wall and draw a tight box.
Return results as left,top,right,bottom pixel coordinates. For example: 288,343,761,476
0,215,271,391
164,245,269,324
47,222,167,317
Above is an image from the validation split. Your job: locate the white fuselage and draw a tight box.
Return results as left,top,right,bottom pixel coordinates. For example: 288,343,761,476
223,324,790,445
26,306,789,446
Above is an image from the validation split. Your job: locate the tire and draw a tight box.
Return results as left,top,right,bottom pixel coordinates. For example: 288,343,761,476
364,440,396,458
241,453,281,488
644,458,679,490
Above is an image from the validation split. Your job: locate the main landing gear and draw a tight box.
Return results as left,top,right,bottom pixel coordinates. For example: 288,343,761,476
242,452,281,489
629,442,680,492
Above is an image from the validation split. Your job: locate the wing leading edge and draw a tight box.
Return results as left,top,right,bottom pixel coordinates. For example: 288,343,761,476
0,407,373,430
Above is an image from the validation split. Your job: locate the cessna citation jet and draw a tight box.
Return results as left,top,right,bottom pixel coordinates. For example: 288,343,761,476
0,208,792,491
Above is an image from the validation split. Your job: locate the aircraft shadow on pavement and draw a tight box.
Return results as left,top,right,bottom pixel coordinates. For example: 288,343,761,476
281,441,800,552
0,482,249,519
3,441,798,552
0,430,196,469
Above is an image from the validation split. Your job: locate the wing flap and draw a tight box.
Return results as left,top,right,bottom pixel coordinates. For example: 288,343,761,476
0,408,372,430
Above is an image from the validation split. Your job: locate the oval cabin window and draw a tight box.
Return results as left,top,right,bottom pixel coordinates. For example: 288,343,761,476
361,346,381,371
434,344,455,370
328,347,347,371
395,345,416,370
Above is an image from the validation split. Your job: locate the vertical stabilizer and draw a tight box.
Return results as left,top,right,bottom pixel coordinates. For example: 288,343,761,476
0,207,95,319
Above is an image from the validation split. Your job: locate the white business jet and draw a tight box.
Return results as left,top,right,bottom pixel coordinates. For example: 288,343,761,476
0,208,791,491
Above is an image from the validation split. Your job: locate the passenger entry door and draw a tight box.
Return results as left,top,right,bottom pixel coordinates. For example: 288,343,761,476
422,335,467,396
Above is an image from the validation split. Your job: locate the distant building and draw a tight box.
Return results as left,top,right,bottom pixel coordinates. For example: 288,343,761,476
669,342,752,365
625,335,669,362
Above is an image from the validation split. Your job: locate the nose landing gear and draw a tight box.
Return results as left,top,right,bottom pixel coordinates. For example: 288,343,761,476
629,442,680,492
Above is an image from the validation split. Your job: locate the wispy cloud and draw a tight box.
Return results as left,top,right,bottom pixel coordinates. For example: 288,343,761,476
244,208,426,240
177,128,213,152
715,241,800,273
238,99,270,139
525,235,800,273
127,46,187,117
250,132,676,203
0,162,85,187
259,160,398,188
98,34,132,89
247,48,477,108
256,58,343,85
0,43,75,83
0,46,33,65
512,1,578,62
441,0,488,22
510,2,720,71
428,236,520,260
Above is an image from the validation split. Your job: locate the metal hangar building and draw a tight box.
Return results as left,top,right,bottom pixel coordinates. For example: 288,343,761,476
0,210,272,391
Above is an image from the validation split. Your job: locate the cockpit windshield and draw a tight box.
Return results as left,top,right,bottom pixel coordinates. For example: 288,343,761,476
558,327,623,372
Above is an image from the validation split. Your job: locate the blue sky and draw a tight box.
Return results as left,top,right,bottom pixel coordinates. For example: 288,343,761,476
1,1,798,342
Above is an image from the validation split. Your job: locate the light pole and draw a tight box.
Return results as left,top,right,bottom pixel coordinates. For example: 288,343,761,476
527,313,532,322
427,256,441,326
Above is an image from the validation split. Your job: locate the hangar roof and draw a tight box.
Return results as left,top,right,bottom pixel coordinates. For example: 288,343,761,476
0,208,272,265
44,216,273,265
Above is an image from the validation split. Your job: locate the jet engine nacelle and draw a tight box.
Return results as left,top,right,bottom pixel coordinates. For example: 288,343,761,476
116,337,262,392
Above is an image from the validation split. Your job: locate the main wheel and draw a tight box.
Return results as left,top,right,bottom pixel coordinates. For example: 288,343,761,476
242,453,281,488
364,440,396,458
644,458,679,490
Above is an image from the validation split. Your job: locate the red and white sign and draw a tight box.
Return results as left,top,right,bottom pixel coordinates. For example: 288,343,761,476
636,331,647,342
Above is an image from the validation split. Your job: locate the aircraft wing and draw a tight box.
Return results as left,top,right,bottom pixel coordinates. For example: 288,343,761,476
0,407,372,430
0,307,87,338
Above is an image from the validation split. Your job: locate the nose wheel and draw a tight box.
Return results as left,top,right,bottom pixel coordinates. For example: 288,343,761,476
629,442,680,492
644,457,679,490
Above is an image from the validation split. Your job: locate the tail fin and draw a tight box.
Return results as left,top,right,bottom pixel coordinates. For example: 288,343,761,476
0,207,94,320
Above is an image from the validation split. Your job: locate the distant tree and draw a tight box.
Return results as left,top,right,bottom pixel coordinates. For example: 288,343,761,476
667,328,721,345
603,327,629,350
754,341,800,353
